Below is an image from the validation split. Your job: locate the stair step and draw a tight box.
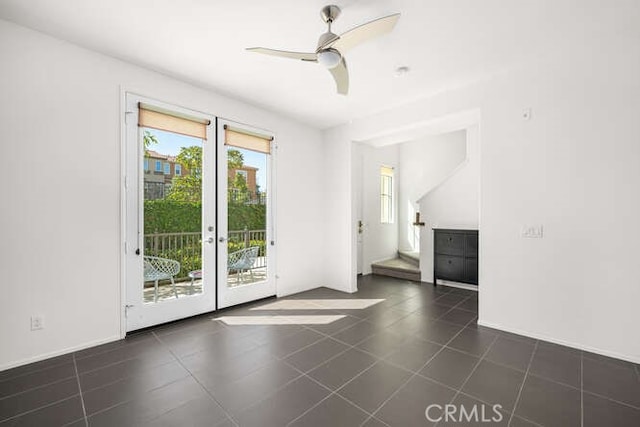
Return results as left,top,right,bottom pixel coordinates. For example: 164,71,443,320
398,250,419,267
371,257,421,282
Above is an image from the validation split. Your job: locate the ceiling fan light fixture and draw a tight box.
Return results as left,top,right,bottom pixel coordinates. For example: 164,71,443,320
317,49,342,69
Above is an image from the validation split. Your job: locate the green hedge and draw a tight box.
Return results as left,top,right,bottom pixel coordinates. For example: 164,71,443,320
144,199,201,233
144,199,266,233
228,203,266,230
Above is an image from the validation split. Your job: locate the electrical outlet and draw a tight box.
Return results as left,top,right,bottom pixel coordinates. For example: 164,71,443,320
521,225,543,238
30,316,44,331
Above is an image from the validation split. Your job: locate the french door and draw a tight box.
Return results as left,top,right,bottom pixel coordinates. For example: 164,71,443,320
217,120,276,308
124,94,216,331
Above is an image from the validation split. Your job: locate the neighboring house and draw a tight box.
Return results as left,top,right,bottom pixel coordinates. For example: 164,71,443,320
229,166,264,204
228,166,258,193
144,150,187,200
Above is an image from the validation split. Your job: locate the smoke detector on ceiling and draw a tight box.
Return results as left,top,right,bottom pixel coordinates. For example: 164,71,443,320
394,66,410,77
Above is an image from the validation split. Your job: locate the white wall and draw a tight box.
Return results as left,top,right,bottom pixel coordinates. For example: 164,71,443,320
418,127,480,282
326,35,640,362
0,19,324,370
357,143,399,275
397,131,468,253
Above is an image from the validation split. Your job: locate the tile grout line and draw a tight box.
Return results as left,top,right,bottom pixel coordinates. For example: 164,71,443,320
280,358,391,427
367,315,482,423
452,389,545,427
0,374,79,402
0,394,82,424
73,332,156,361
581,351,584,427
81,373,194,421
151,331,241,427
507,341,539,426
72,354,89,427
434,333,500,427
0,357,74,383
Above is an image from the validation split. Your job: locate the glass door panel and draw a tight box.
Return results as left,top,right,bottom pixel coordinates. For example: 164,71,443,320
142,128,205,303
217,121,275,308
125,94,216,331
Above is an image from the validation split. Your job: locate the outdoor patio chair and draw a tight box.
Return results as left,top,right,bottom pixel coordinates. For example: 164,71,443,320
228,246,260,284
143,255,181,302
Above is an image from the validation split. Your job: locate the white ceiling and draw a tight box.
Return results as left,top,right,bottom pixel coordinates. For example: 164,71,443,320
1,0,638,129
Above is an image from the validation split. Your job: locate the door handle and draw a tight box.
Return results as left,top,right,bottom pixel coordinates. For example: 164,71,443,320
219,237,227,243
204,236,214,244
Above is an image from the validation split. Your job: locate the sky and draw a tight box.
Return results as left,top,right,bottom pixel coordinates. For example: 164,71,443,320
146,128,267,191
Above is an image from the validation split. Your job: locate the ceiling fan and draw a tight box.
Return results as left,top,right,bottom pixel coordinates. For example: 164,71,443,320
246,5,400,95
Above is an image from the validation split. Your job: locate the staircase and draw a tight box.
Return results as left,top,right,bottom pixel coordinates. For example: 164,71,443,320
371,251,421,282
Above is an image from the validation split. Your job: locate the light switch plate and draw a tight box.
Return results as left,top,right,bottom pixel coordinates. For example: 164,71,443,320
521,225,543,238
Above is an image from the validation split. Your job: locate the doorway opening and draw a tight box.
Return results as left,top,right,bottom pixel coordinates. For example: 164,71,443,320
353,123,480,290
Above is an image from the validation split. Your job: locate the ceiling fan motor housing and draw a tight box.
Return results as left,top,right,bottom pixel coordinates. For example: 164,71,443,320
317,31,338,51
320,5,341,23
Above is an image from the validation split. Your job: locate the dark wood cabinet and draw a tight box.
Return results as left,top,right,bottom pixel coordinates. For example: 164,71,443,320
434,229,478,286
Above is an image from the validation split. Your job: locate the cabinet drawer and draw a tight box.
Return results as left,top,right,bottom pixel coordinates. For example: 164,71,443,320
464,258,478,284
435,232,464,256
435,255,464,280
465,233,478,258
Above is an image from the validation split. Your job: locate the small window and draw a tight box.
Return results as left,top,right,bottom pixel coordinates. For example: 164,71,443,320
144,158,149,171
155,160,162,172
164,163,170,175
236,170,248,180
380,166,394,224
175,164,181,176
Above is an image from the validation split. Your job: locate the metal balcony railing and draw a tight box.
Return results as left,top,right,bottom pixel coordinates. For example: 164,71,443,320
143,229,267,279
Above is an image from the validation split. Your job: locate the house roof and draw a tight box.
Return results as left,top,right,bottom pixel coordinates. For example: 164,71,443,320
146,150,177,162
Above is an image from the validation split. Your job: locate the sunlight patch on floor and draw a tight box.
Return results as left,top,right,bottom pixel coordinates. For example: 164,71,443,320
216,315,346,325
249,299,385,311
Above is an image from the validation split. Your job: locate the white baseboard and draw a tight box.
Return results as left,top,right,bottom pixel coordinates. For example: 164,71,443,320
477,320,640,365
277,283,325,298
322,283,358,294
0,335,122,372
437,280,478,292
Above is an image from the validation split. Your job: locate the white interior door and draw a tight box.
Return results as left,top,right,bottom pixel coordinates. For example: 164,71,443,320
124,94,216,331
217,120,276,308
354,145,364,275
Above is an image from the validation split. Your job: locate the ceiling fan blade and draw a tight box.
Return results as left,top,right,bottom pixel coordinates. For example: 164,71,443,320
246,47,317,62
325,13,400,53
328,58,349,95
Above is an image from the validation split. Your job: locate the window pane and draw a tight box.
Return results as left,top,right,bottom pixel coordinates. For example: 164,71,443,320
380,166,394,224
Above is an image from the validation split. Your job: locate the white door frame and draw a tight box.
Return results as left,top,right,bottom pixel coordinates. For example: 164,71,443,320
122,93,216,332
217,119,277,308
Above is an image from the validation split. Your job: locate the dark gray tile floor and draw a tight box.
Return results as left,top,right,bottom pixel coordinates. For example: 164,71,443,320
1,275,639,426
